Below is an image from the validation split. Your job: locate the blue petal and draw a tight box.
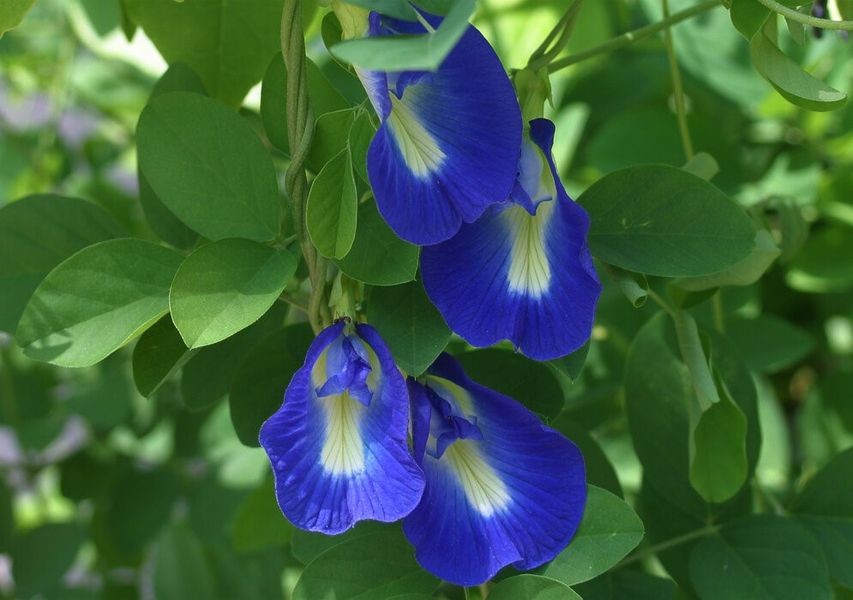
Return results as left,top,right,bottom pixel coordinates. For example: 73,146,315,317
363,16,522,245
420,118,601,360
259,322,425,534
403,354,587,586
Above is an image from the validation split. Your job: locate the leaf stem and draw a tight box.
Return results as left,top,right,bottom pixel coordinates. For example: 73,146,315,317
661,0,694,161
647,289,677,318
547,0,721,73
617,524,719,568
754,0,853,30
527,0,585,70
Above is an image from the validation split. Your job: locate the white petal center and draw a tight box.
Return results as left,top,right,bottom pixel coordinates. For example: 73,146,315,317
321,391,366,475
445,440,510,517
387,94,446,178
504,202,554,297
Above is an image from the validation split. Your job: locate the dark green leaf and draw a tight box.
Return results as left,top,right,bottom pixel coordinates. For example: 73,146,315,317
170,239,297,348
307,148,358,259
575,570,678,600
550,419,623,497
137,92,280,243
367,280,451,376
132,315,195,397
228,324,314,447
349,109,377,185
336,200,419,286
730,0,770,39
675,230,780,291
17,239,182,367
154,525,216,600
106,468,181,556
230,477,293,553
578,165,756,277
786,226,853,293
604,264,649,308
456,349,564,420
548,342,590,383
10,523,84,598
488,575,581,600
290,521,390,566
724,314,815,373
0,194,125,333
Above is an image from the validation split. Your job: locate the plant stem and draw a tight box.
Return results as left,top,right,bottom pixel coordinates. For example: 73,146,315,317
617,524,719,568
647,289,676,318
527,0,585,70
755,0,853,30
712,293,725,333
548,0,721,73
662,0,694,161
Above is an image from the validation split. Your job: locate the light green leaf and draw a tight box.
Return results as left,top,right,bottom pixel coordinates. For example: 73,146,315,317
577,165,756,277
0,194,125,333
682,151,720,181
488,575,581,600
0,0,36,37
170,239,297,348
330,0,475,71
154,525,216,600
307,108,357,172
349,109,376,184
750,32,847,112
543,486,644,586
137,92,280,243
132,315,195,397
336,200,419,286
229,324,314,447
16,239,182,368
689,515,832,600
367,280,451,376
456,349,564,419
791,448,853,589
291,531,439,600
124,0,284,105
307,149,358,259
676,229,780,291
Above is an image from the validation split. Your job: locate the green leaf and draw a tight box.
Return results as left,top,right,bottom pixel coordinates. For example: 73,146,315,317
543,486,644,586
547,342,590,383
0,194,125,333
488,575,581,600
550,419,623,497
291,521,390,565
307,149,358,259
170,239,297,348
456,349,564,420
307,108,357,172
791,448,853,589
367,280,451,376
123,0,284,105
575,570,678,600
682,152,720,181
229,324,314,447
786,226,853,293
330,0,476,71
730,0,771,39
349,109,376,185
16,239,182,368
0,479,11,553
132,315,195,397
230,477,293,553
578,165,756,277
690,385,749,504
336,200,419,286
689,515,832,600
291,531,439,600
750,32,847,112
154,525,216,600
10,523,85,598
0,0,35,37
724,314,815,373
137,92,280,243
675,229,780,291
604,264,649,308
260,54,349,155
180,302,287,411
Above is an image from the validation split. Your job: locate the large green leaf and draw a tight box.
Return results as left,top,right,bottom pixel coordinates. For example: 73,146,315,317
0,194,125,333
307,148,358,259
689,515,832,600
367,280,451,376
456,348,564,420
132,315,195,397
791,448,853,589
291,531,439,600
169,239,297,348
0,0,35,37
290,521,390,566
724,314,815,374
137,92,280,243
230,477,293,553
577,165,756,277
488,575,581,600
729,0,770,39
154,525,216,600
10,522,85,598
330,0,475,71
786,226,853,293
675,229,780,291
336,200,419,286
123,0,283,105
750,32,847,112
543,486,644,586
16,239,182,367
229,324,314,447
575,570,678,600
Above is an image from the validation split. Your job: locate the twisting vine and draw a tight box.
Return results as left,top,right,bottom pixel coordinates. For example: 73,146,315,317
280,0,330,333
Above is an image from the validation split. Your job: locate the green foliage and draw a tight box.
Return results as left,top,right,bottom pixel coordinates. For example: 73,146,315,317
488,575,581,600
307,148,358,259
0,0,35,36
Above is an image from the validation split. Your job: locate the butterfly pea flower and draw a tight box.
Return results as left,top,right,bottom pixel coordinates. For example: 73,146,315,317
259,322,425,534
358,12,522,245
403,353,586,586
420,118,601,361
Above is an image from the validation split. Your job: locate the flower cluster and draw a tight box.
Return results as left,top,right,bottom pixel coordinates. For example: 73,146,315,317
261,8,601,585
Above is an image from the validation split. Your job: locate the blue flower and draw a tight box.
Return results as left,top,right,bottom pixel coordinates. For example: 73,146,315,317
259,322,425,534
359,13,522,245
420,118,601,360
404,353,587,586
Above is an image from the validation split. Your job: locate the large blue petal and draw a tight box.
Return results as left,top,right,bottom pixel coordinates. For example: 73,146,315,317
403,354,586,586
420,118,601,360
259,322,424,534
364,16,522,245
